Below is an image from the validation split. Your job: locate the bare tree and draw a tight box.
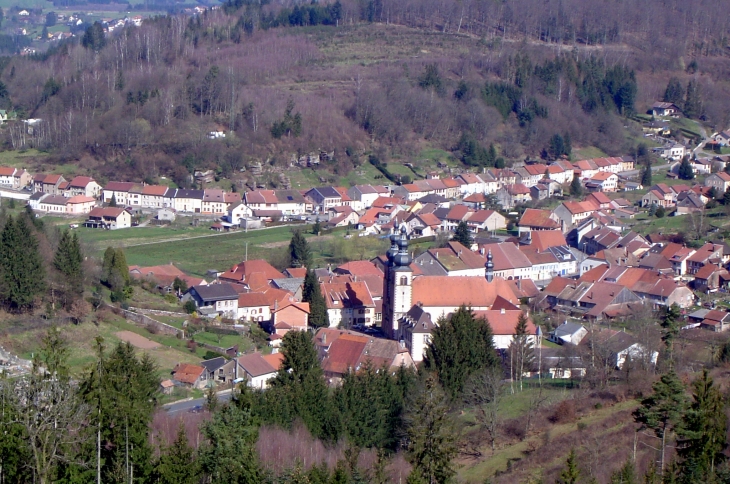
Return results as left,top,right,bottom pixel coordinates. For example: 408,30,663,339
685,206,707,241
2,375,89,484
463,365,505,453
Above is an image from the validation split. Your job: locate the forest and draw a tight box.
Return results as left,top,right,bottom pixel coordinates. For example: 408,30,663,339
0,0,726,186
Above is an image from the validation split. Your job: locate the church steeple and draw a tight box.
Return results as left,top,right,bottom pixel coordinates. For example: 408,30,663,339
485,249,494,282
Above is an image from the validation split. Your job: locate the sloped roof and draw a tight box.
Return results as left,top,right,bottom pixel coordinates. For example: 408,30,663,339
336,260,383,277
69,176,95,188
104,181,136,192
89,207,126,218
480,242,532,270
473,310,537,335
219,259,284,283
236,353,277,378
321,281,374,310
519,209,559,229
172,363,204,384
528,230,567,252
412,276,520,308
322,334,369,375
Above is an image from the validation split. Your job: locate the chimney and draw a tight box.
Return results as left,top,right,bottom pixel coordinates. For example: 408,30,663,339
500,308,505,314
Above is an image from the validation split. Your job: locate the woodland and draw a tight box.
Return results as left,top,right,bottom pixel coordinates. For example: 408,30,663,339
0,0,727,185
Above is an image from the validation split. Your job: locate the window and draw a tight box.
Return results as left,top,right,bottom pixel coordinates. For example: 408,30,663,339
400,276,408,286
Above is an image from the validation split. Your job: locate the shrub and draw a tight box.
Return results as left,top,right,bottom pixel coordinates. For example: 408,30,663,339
187,339,198,352
183,300,197,314
549,400,576,424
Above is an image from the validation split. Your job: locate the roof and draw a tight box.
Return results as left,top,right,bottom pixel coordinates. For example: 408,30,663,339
308,186,342,199
191,283,239,302
336,260,383,277
321,281,375,309
262,353,284,371
519,209,559,229
219,259,284,283
89,207,126,218
172,363,204,384
528,230,567,252
561,201,597,215
199,356,227,373
694,264,725,280
284,267,308,278
472,310,537,335
237,292,271,307
245,190,278,204
43,174,63,185
174,189,205,199
322,334,369,375
0,166,15,176
142,185,169,196
66,195,95,204
467,210,499,224
480,242,532,270
412,275,520,308
68,176,95,188
445,204,473,221
104,181,136,192
506,183,531,195
40,195,68,205
236,353,277,378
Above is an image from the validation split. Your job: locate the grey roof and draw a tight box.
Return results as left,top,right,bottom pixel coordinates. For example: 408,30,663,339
432,207,450,220
271,277,304,293
200,356,227,373
174,189,205,199
29,192,47,201
309,186,341,199
553,322,585,337
41,195,69,205
688,309,710,320
275,190,306,203
418,194,448,204
412,252,449,276
191,283,239,302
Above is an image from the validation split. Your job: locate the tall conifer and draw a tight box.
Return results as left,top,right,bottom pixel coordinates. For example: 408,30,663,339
303,269,329,328
0,215,46,311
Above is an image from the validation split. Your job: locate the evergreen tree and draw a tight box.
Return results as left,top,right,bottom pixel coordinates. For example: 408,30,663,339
660,303,682,361
172,276,188,294
655,205,665,218
77,341,160,483
557,449,580,484
548,134,566,160
663,78,684,106
199,404,261,483
507,312,534,392
82,21,106,52
0,215,47,311
405,374,457,484
102,246,115,284
302,269,329,328
633,370,688,471
155,423,199,484
109,194,117,207
569,175,583,197
677,157,694,180
684,80,703,119
677,370,727,481
312,219,321,235
424,306,499,398
641,163,652,187
610,459,637,484
289,230,312,269
723,188,730,206
54,229,84,308
563,132,572,158
452,221,473,247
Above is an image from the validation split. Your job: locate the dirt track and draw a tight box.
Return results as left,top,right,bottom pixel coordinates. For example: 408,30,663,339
115,331,161,350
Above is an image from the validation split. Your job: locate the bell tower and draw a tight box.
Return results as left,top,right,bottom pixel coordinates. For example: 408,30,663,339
382,226,413,339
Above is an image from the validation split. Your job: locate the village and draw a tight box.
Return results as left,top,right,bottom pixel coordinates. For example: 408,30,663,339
2,136,728,398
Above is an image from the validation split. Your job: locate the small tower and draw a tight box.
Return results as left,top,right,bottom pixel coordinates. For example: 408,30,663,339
485,249,494,282
382,226,413,339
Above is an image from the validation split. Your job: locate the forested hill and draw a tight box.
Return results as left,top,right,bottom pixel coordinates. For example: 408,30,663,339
0,0,729,186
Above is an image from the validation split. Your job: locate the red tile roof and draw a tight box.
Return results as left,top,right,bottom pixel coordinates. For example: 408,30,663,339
172,363,204,384
519,209,559,229
0,166,15,176
412,275,520,308
528,230,567,252
473,310,537,335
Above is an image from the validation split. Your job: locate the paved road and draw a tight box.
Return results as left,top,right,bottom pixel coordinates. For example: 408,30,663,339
163,389,233,415
692,125,708,157
620,163,671,178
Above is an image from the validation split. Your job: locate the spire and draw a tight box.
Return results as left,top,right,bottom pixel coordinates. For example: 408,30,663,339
393,225,411,268
485,249,494,282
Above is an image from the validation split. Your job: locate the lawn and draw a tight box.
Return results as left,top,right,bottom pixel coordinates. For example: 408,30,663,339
75,224,215,250
572,146,607,160
0,149,49,167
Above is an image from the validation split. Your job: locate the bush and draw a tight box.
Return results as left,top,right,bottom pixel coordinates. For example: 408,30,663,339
549,400,576,424
183,300,197,314
187,339,198,352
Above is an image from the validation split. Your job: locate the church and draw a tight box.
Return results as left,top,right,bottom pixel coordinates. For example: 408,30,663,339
381,227,536,362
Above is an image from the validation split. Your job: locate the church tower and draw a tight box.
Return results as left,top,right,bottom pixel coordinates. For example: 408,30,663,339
382,226,413,339
486,249,494,282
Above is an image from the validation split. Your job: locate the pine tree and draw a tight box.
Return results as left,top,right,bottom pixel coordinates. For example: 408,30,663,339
569,175,583,197
302,269,329,328
102,246,115,284
109,194,117,207
156,424,199,484
677,157,694,180
663,78,684,106
452,221,473,247
199,404,261,483
641,163,652,187
557,449,580,484
424,306,499,398
655,205,665,218
54,230,84,308
723,188,730,206
684,80,703,119
677,370,727,480
405,374,457,484
610,459,637,484
289,230,312,269
508,312,534,392
660,303,682,361
0,215,47,311
633,370,688,471
312,219,321,235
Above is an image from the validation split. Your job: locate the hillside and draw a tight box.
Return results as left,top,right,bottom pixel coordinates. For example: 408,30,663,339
0,0,726,190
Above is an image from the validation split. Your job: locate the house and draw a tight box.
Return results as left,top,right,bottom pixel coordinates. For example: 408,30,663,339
227,202,253,225
129,264,205,293
102,181,137,205
514,164,549,187
65,195,96,214
479,242,533,280
306,187,342,211
579,329,659,369
686,242,725,275
465,210,506,232
271,301,310,336
495,183,531,209
66,176,101,198
687,309,730,332
140,185,171,208
320,280,375,328
553,201,597,232
85,207,132,229
518,209,560,233
326,205,359,228
455,173,486,195
413,241,487,277
235,352,283,389
405,212,442,237
705,172,730,194
652,102,681,117
0,167,31,189
659,144,686,161
442,205,474,232
549,322,587,345
693,264,730,293
171,363,206,389
574,159,599,179
472,309,538,349
530,347,586,379
676,192,706,214
200,356,237,384
37,195,69,214
219,259,284,288
172,189,204,213
183,283,239,318
585,172,618,192
347,185,388,210
33,174,66,195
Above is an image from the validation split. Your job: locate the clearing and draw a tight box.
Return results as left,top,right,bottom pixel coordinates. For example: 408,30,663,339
115,330,161,350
